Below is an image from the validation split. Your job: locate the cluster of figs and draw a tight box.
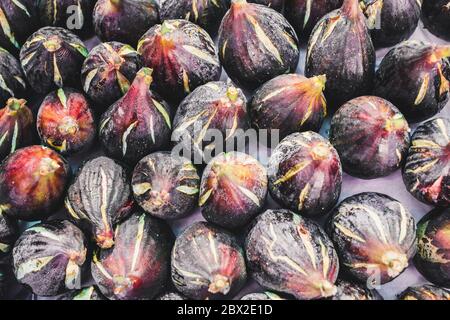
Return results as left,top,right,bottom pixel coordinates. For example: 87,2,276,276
0,0,448,301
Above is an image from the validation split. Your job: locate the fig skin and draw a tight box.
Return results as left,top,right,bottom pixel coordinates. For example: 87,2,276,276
398,284,450,300
65,156,134,249
305,0,375,109
20,27,88,94
330,279,383,300
0,48,27,106
93,0,159,46
131,152,200,220
37,88,96,156
81,42,143,109
12,220,88,297
268,131,342,217
138,19,221,104
171,222,247,300
199,152,268,229
99,68,172,165
241,292,285,300
328,192,416,285
92,213,174,300
249,0,283,11
414,207,450,287
374,41,450,123
249,74,327,139
0,210,18,257
0,98,34,161
422,0,450,41
403,118,449,207
218,0,299,90
157,292,186,300
0,145,70,221
329,96,411,179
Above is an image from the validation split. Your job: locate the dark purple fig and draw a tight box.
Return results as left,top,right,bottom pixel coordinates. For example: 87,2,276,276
403,118,449,207
171,222,247,300
157,292,186,300
422,0,450,41
268,131,342,217
360,0,421,47
0,98,34,161
93,0,159,46
241,292,285,300
246,209,339,300
138,19,221,104
248,0,283,11
414,207,450,287
330,279,383,300
199,152,267,229
92,213,173,300
329,96,411,179
218,0,299,90
374,41,450,123
12,220,88,296
37,88,96,156
99,68,172,165
0,145,69,221
398,284,450,300
328,192,416,285
20,27,88,94
65,156,134,249
81,42,142,109
172,81,249,164
249,74,327,139
305,0,375,108
131,152,200,220
0,210,18,257
0,48,27,106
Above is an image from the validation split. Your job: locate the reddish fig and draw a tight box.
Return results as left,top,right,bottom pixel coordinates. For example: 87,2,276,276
398,284,450,300
0,48,27,106
0,210,18,257
330,279,383,300
422,0,450,41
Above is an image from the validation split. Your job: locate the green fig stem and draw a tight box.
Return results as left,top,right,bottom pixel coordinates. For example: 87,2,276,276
161,21,174,35
318,280,337,298
341,0,361,18
208,274,231,295
6,98,25,112
109,0,121,7
385,114,407,132
226,86,239,102
311,74,327,92
135,67,154,86
381,251,408,278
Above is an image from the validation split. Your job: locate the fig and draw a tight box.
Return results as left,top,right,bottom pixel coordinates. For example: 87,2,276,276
414,207,450,287
81,42,143,109
249,0,283,11
398,284,450,300
99,68,172,165
12,220,88,296
329,96,411,179
37,88,96,156
218,0,299,90
330,279,383,300
199,152,267,229
360,0,421,47
92,213,173,300
138,19,221,103
246,209,339,300
403,118,449,207
374,41,450,123
0,210,18,257
328,192,416,285
131,152,200,220
268,131,342,217
171,222,247,300
305,0,375,108
0,145,70,221
0,98,34,161
20,27,88,94
241,292,284,300
0,48,27,106
249,74,327,139
172,81,249,164
157,292,186,300
93,0,159,46
422,0,450,41
65,156,134,249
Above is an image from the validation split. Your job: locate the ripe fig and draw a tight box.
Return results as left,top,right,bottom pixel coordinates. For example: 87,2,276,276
199,152,267,229
81,42,143,109
422,0,450,41
241,292,284,300
305,0,375,108
99,68,172,165
268,131,342,217
12,220,88,296
0,145,70,221
403,118,449,207
0,210,18,257
398,284,450,300
138,19,221,103
218,0,299,90
330,279,383,300
249,0,283,11
157,292,186,300
328,192,416,285
131,152,200,220
92,213,173,300
329,96,410,179
37,88,96,156
249,74,327,139
171,222,247,300
374,41,450,123
65,156,133,249
20,27,88,94
0,48,27,106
